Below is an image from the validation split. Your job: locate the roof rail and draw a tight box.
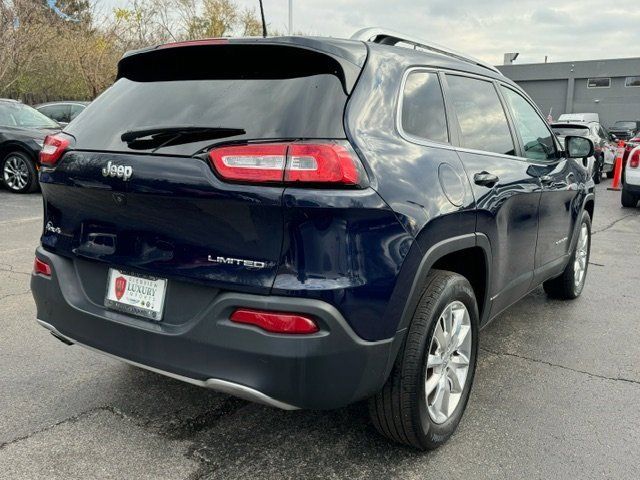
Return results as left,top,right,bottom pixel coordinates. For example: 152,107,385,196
351,27,502,75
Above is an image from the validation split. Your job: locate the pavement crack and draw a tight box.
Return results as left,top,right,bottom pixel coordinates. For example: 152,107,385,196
592,213,640,235
0,406,120,451
0,290,31,302
480,347,640,386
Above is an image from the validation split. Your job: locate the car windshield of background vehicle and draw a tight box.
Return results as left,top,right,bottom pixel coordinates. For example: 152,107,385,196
552,126,590,137
501,87,557,161
0,103,59,128
587,78,610,88
445,75,515,156
625,76,640,87
401,71,448,143
614,121,637,129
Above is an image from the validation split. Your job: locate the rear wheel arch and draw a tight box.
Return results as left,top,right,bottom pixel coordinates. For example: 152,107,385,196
0,141,37,163
383,234,491,380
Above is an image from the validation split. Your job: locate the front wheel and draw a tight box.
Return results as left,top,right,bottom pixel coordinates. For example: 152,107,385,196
369,270,479,450
592,156,602,184
1,151,39,193
543,211,591,299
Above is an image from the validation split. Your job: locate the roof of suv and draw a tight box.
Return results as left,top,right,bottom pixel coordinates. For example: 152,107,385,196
123,34,509,84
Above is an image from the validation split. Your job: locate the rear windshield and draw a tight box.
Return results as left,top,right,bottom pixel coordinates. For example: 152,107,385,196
66,45,351,155
551,125,589,136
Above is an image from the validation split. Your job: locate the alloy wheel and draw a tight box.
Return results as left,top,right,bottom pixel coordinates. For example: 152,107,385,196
574,223,589,289
3,155,30,191
425,300,472,424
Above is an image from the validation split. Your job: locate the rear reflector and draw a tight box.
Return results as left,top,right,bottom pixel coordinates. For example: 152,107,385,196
40,135,70,166
34,257,51,277
208,142,365,186
630,148,640,168
230,308,319,334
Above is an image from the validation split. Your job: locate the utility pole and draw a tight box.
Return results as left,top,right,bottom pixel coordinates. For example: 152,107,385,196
289,0,293,34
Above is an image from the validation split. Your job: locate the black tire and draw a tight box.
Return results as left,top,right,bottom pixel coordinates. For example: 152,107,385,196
1,150,39,193
543,211,591,299
592,155,602,184
368,270,479,450
621,187,639,208
606,170,615,179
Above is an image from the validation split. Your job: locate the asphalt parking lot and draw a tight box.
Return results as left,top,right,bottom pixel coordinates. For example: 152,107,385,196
1,179,639,480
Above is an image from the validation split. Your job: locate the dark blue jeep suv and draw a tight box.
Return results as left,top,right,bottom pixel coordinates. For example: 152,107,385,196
31,29,595,450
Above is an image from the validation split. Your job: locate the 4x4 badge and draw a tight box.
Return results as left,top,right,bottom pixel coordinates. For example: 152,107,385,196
102,160,133,181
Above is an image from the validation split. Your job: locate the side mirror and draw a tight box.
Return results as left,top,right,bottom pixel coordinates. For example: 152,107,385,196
565,136,594,159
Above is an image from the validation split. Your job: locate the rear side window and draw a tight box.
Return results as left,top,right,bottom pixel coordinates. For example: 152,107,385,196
446,75,515,156
501,87,556,161
66,45,352,155
39,104,70,123
400,71,448,143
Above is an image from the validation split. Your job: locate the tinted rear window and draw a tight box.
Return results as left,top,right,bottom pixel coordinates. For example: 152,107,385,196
446,75,515,156
66,45,351,155
401,71,448,143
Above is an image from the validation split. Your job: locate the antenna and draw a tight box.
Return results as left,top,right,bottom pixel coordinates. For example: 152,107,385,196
258,0,267,38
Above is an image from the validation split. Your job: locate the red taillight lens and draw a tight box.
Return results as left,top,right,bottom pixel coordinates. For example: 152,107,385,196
208,142,365,186
630,148,640,168
34,257,51,277
40,135,70,166
285,144,361,185
208,144,287,183
230,308,319,334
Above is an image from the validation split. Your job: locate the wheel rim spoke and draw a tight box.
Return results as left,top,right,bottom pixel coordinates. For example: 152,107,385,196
3,156,29,190
425,300,473,424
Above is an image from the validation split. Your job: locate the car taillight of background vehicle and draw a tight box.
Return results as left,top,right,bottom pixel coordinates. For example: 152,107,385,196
208,142,367,187
629,147,640,168
40,135,70,166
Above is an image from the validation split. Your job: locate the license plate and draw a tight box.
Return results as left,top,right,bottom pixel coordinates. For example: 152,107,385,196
104,269,167,321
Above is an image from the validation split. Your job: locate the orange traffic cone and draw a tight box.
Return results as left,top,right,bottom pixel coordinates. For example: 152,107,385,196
608,140,626,191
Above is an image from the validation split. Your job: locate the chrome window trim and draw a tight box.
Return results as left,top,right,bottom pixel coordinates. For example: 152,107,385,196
395,66,558,166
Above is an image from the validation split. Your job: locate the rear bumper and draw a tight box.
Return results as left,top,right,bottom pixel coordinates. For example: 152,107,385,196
31,248,395,410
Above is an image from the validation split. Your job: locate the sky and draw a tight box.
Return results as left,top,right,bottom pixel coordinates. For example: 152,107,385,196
100,0,640,65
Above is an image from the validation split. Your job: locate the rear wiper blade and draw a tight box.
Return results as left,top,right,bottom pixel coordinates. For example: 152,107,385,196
121,126,246,150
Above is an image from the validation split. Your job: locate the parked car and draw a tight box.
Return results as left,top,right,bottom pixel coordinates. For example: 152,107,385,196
609,120,640,141
31,29,595,450
622,146,640,207
550,121,614,183
558,113,600,124
35,101,89,126
0,99,60,193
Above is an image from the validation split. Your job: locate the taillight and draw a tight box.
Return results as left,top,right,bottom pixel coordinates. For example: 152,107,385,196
34,257,51,277
40,135,70,166
630,148,640,168
209,144,287,183
208,142,366,187
230,308,319,334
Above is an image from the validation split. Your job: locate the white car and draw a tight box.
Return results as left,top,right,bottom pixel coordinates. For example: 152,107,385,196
622,146,640,208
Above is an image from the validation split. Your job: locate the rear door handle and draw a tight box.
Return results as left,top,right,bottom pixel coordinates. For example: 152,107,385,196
474,171,499,187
